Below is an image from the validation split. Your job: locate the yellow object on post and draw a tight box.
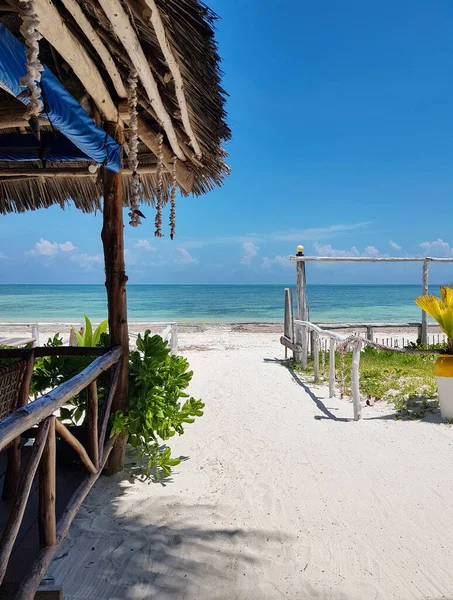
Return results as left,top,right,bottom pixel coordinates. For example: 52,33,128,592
296,245,304,256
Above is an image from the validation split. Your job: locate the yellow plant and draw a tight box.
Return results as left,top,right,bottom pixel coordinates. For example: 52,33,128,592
415,285,453,351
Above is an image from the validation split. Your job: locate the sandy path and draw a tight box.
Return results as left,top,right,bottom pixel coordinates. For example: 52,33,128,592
48,331,453,599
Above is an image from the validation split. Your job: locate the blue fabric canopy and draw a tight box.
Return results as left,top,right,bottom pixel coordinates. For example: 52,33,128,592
0,23,121,172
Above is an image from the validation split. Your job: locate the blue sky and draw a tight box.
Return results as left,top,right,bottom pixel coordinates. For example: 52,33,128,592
1,0,452,285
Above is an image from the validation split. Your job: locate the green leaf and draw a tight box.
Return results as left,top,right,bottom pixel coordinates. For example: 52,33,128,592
84,314,93,346
93,319,108,346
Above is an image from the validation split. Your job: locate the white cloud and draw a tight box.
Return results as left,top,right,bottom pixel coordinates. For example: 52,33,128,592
313,243,360,257
28,238,76,256
70,253,103,271
135,239,156,251
364,245,379,257
420,238,453,257
175,222,371,249
0,252,8,260
240,241,259,264
266,222,372,243
176,247,198,265
260,255,293,271
389,240,402,251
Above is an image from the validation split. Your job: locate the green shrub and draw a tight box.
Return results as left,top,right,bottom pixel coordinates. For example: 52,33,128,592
111,331,204,480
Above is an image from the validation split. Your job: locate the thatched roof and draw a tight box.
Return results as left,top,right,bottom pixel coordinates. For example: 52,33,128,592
0,0,230,215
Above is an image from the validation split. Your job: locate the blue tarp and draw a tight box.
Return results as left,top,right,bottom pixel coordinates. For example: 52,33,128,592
0,133,90,161
0,23,121,172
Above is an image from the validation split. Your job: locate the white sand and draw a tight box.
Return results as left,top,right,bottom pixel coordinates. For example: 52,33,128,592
36,325,453,599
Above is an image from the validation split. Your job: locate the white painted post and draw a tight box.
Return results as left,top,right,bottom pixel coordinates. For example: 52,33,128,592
295,257,308,368
31,324,39,346
329,338,336,398
351,341,362,421
170,323,178,355
421,259,429,346
313,333,319,383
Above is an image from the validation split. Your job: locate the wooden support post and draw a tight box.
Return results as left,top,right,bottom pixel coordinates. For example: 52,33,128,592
351,342,362,421
329,338,336,398
366,326,373,342
296,260,308,366
101,122,129,474
283,288,294,359
0,419,51,585
421,260,429,346
310,330,315,360
39,416,56,548
313,333,319,383
86,381,99,469
296,261,308,369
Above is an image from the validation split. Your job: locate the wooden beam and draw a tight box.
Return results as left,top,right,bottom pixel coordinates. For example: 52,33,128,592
0,117,49,130
59,0,127,99
140,0,202,157
39,416,56,548
34,0,117,121
96,0,185,160
0,166,161,179
0,418,51,585
54,420,97,474
101,122,129,474
291,256,453,263
280,336,301,353
14,435,118,600
0,347,121,451
137,117,194,193
0,346,109,359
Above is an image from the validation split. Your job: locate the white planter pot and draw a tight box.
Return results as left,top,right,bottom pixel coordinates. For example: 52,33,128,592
435,355,453,420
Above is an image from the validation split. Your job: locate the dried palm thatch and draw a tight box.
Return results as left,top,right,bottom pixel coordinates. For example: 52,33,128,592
0,0,230,215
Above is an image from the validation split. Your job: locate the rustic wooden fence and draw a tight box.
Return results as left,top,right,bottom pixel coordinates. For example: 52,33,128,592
0,345,121,599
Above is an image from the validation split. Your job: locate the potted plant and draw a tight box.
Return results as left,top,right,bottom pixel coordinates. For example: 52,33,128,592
415,285,453,419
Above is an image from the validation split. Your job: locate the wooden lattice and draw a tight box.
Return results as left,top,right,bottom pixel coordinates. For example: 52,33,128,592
0,360,27,421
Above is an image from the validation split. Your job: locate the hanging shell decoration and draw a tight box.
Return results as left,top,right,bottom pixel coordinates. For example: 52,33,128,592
169,156,177,240
127,69,144,228
154,132,164,237
18,0,44,140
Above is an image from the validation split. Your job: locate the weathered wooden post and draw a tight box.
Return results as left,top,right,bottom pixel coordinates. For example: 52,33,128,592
329,338,336,398
101,122,129,474
283,287,294,358
420,259,429,346
295,245,308,367
313,333,319,383
351,341,362,421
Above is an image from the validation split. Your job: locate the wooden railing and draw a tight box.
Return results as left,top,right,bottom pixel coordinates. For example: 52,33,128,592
0,346,122,600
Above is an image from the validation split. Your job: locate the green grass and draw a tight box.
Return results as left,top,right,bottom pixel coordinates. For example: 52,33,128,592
289,348,438,419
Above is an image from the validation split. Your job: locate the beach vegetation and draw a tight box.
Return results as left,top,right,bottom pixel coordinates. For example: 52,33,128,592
71,314,108,347
290,348,438,419
29,320,203,480
111,331,204,480
415,285,453,353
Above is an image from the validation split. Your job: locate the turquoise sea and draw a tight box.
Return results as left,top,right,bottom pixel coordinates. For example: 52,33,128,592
0,284,430,323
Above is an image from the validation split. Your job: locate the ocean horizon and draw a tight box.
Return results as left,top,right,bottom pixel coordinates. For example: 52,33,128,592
0,283,433,324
